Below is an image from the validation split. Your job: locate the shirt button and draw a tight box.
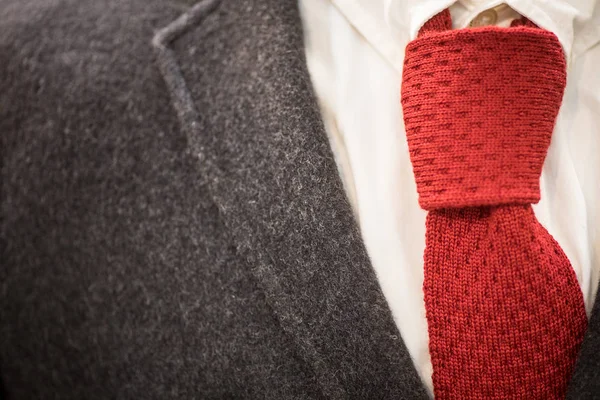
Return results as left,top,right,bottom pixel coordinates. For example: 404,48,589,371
469,9,498,27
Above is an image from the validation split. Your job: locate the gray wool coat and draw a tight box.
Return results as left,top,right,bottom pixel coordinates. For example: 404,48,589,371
1,0,598,398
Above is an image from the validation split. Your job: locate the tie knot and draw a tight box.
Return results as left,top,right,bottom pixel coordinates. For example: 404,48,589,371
401,27,566,210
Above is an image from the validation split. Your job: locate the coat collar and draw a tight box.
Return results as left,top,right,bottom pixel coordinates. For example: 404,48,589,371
152,0,599,397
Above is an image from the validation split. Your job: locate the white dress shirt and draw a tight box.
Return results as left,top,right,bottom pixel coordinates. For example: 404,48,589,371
299,0,600,394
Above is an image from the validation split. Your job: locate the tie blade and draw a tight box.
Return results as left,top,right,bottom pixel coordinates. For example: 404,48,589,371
424,205,587,399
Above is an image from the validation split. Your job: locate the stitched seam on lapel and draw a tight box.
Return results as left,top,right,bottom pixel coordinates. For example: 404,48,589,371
152,0,221,167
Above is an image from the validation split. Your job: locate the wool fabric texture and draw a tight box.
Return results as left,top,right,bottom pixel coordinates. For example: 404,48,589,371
2,0,599,398
401,10,588,399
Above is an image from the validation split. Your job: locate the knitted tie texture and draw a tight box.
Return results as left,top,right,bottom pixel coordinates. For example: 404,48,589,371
401,11,587,399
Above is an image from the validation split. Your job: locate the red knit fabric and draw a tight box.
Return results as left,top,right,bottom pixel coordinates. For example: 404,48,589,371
401,11,588,399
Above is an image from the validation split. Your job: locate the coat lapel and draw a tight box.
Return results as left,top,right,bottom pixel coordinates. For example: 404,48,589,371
153,0,429,398
567,293,600,397
153,0,600,397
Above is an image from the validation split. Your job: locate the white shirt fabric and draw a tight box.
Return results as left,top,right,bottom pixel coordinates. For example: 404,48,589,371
299,0,600,394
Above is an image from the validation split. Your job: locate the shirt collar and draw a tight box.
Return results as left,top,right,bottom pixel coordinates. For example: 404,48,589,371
330,0,600,72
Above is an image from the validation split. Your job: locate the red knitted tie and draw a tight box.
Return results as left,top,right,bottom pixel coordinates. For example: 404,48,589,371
401,11,588,399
